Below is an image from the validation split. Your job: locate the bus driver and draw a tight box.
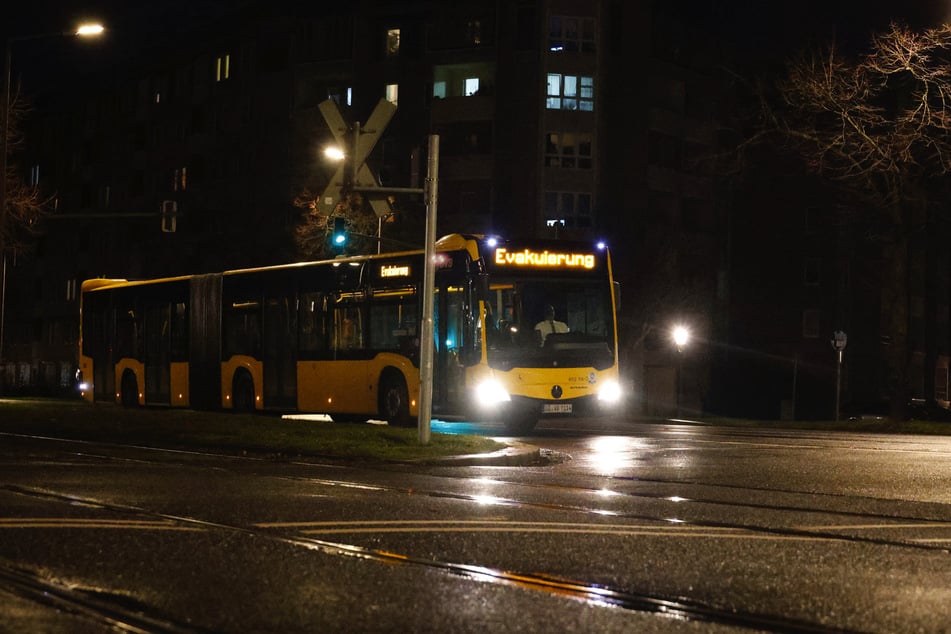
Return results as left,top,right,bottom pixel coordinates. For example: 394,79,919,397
534,305,569,345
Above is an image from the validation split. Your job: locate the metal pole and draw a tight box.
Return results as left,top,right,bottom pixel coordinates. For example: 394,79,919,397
791,354,798,421
0,37,11,363
417,135,438,445
834,349,842,422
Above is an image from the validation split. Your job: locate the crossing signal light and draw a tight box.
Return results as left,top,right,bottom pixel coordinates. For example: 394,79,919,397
331,216,348,247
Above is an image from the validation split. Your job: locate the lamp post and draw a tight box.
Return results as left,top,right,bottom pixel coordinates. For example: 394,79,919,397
671,325,690,417
0,22,103,362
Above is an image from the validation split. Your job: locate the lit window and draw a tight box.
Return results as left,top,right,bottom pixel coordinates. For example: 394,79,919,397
468,20,482,45
546,74,594,111
464,77,480,96
433,81,447,98
386,28,400,57
216,53,231,82
173,167,187,192
385,83,399,105
29,164,40,186
547,74,562,109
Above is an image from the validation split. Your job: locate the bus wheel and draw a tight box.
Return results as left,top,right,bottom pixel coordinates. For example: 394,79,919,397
503,413,537,435
120,371,139,408
380,373,413,427
232,372,255,413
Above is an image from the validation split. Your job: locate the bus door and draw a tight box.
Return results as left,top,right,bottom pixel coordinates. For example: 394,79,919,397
262,294,298,409
144,302,171,403
82,291,115,402
433,282,474,413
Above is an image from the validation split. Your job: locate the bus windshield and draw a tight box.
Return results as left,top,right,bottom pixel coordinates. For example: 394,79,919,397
483,277,614,370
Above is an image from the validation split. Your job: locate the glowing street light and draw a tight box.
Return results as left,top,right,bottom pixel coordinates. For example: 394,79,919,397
671,324,691,417
672,325,690,351
1,21,105,360
323,146,345,161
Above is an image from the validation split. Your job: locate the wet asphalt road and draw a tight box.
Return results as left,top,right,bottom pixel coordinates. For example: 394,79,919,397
2,416,951,633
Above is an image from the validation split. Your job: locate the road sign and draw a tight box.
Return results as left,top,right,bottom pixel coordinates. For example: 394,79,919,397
317,98,396,218
832,330,847,351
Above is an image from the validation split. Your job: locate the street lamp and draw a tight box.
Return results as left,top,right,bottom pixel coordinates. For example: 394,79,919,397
671,325,690,416
0,21,104,362
672,325,690,352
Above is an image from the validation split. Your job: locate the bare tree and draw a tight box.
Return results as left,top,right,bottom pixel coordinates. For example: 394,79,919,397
292,190,379,259
2,92,50,256
757,23,951,419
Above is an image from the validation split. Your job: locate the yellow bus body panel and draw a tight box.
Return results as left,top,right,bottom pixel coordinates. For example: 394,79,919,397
298,353,420,416
170,362,189,407
79,354,94,403
470,365,619,401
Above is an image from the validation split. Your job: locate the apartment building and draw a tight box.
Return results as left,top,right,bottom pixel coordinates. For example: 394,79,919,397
4,1,731,417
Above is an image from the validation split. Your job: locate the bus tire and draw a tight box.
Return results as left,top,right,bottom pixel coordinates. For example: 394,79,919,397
120,370,139,408
380,372,413,427
232,371,255,413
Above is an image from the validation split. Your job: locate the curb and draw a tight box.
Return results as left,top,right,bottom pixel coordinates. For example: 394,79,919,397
415,441,542,466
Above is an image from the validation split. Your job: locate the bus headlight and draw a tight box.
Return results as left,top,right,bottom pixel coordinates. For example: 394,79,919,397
597,380,622,404
475,380,511,406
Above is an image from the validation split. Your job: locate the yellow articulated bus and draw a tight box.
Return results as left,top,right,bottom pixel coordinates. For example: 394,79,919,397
78,233,621,433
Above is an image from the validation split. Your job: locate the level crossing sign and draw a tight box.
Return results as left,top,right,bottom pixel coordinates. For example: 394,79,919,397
317,98,396,218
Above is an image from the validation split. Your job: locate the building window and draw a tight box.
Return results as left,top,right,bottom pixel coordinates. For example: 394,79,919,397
545,132,592,169
802,309,821,339
216,53,231,82
544,190,592,228
173,167,187,192
386,28,400,57
328,86,352,107
29,164,40,186
433,81,447,98
468,20,482,46
464,77,480,96
385,83,399,105
546,74,593,111
549,16,596,53
66,279,78,303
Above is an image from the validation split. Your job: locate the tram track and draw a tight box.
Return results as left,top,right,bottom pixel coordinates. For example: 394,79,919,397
1,483,861,634
2,433,948,632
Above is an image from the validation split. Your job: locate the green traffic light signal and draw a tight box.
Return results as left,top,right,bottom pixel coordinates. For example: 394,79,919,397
331,216,348,247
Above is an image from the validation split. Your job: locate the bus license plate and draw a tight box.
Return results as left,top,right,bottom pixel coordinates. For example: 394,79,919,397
543,403,572,414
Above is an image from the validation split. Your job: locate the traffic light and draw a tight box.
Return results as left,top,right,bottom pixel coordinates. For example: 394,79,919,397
331,216,348,248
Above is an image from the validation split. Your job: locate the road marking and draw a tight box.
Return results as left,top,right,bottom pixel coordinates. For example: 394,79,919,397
255,520,840,541
0,517,201,531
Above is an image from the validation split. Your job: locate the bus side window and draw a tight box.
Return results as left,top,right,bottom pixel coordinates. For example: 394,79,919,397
299,292,328,354
334,304,364,350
